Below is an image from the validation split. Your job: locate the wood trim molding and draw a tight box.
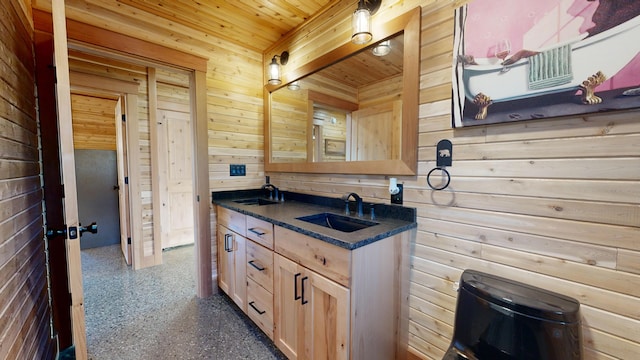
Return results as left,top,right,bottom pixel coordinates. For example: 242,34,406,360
32,8,208,72
192,70,213,297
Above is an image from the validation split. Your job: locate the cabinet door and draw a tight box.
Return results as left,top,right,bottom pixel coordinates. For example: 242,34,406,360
217,225,247,312
274,254,350,360
217,226,234,296
274,255,305,360
304,271,350,360
231,234,247,312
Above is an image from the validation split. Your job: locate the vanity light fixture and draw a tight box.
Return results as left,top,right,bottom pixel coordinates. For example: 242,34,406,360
268,51,289,85
287,80,300,91
351,0,382,45
372,40,391,56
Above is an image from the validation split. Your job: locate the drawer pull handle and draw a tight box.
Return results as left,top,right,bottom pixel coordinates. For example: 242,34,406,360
249,301,266,315
294,273,302,301
248,260,265,271
248,228,266,236
301,276,309,305
224,234,233,252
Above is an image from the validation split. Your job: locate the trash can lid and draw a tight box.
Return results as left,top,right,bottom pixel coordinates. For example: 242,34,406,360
460,269,581,323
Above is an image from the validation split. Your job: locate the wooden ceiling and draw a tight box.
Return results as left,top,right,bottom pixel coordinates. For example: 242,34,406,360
320,34,404,89
32,0,337,53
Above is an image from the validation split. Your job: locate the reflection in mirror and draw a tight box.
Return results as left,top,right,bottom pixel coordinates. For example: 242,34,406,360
270,34,404,163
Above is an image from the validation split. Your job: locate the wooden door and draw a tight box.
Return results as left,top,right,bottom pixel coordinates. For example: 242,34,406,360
51,0,87,357
158,109,194,248
304,271,350,360
274,255,306,360
115,98,132,264
35,30,73,352
349,101,401,161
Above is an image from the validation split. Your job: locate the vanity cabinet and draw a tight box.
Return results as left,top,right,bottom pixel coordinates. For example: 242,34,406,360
215,204,411,360
217,207,247,312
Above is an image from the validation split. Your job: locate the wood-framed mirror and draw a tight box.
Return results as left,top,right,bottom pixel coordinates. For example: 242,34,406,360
264,7,420,175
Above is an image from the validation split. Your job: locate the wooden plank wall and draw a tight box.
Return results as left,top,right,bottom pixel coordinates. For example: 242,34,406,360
71,94,117,150
0,0,55,359
266,1,640,359
205,38,267,280
271,88,309,162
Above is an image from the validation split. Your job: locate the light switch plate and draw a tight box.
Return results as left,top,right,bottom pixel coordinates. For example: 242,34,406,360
230,164,246,176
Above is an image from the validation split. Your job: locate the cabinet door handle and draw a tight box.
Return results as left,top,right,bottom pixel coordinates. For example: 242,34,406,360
301,276,309,305
224,233,233,252
248,260,265,271
249,301,266,315
294,273,302,301
248,228,266,236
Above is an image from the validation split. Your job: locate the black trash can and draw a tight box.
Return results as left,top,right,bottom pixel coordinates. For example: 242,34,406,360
443,269,582,360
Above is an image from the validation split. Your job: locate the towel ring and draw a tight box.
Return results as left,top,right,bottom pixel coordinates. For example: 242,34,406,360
427,167,450,191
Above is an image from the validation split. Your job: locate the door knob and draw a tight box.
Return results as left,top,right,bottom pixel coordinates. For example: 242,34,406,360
79,222,98,236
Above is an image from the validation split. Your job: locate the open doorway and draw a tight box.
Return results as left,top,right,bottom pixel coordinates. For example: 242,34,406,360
67,71,140,266
65,46,203,264
70,93,121,250
149,68,195,250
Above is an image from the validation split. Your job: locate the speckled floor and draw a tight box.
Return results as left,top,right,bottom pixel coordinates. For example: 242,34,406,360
82,245,286,360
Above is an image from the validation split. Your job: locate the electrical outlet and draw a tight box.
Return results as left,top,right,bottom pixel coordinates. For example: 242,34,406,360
229,164,246,176
391,184,403,204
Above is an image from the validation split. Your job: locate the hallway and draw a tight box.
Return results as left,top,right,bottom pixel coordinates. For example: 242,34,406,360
81,245,286,359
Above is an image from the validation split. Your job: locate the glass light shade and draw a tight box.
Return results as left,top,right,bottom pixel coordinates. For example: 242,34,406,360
352,8,372,45
372,40,391,56
287,81,300,90
268,58,281,85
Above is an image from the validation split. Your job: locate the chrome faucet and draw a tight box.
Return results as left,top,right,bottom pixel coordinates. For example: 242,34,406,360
342,192,363,217
261,183,279,200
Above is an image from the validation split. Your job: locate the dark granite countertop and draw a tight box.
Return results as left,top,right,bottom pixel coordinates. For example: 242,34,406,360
212,189,416,250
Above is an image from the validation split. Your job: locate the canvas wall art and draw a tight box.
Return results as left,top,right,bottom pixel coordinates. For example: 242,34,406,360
452,0,640,127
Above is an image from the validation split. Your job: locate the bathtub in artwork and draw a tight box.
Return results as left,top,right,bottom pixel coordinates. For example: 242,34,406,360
452,2,640,127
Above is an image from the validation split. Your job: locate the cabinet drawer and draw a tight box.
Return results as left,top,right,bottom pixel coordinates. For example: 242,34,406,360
275,226,351,287
246,240,273,293
217,206,246,236
246,216,274,249
247,278,274,340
